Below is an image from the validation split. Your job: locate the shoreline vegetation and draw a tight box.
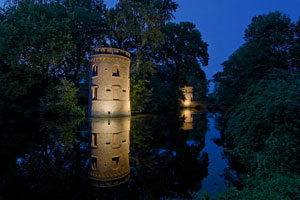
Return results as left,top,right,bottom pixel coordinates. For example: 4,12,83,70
0,0,299,199
210,11,300,200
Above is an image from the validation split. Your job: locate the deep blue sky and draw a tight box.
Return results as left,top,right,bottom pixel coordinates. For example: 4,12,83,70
1,0,299,85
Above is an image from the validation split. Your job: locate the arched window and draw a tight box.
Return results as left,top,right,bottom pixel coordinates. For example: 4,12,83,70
92,65,98,76
112,65,120,77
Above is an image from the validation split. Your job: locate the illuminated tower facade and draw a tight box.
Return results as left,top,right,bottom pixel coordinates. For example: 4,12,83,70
89,48,131,117
181,86,194,107
88,117,131,187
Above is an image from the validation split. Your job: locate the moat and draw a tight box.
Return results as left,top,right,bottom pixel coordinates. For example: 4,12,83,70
0,110,228,199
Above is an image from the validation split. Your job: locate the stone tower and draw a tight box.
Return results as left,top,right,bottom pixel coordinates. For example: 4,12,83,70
88,117,131,187
181,86,194,107
89,48,131,117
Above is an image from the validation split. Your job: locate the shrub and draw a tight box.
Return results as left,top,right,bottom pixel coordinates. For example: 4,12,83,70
40,79,85,117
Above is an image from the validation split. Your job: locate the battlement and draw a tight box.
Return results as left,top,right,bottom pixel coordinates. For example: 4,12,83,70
90,48,131,59
182,86,193,93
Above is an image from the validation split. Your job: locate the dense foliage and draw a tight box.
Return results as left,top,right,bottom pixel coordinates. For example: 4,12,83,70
0,0,106,116
0,0,209,116
215,172,300,200
40,79,85,117
107,1,209,112
211,12,300,199
215,71,300,199
214,12,299,106
160,22,209,101
224,71,300,174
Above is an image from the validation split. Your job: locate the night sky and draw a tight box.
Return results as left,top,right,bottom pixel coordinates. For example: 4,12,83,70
1,0,299,90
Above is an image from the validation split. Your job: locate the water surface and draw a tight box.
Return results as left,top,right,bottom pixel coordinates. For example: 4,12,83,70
0,110,228,199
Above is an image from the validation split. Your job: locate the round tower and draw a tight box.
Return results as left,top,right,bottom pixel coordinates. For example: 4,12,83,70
89,48,131,117
88,117,131,188
181,86,194,107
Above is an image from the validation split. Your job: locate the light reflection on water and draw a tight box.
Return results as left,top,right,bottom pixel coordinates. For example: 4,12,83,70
200,114,228,196
4,110,228,199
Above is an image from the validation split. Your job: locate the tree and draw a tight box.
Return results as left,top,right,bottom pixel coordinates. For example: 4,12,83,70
0,0,106,115
212,12,300,199
160,22,209,84
0,0,74,114
106,0,178,112
59,0,106,81
213,11,298,106
223,70,300,173
214,70,300,200
159,22,209,101
290,17,300,69
40,79,85,117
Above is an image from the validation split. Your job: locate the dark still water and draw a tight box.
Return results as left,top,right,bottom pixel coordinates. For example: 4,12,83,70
0,110,228,199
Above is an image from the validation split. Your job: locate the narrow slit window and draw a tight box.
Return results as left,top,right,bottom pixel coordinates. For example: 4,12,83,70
91,133,97,147
92,65,98,76
91,157,97,170
92,88,98,100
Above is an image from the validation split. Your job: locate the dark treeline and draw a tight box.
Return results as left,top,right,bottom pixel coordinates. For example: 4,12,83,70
210,12,300,199
0,0,209,117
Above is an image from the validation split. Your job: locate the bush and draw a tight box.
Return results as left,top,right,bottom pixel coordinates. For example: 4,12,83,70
215,172,300,200
223,70,300,174
40,79,85,117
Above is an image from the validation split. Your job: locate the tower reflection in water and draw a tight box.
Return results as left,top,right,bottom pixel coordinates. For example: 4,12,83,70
88,117,130,188
180,109,194,130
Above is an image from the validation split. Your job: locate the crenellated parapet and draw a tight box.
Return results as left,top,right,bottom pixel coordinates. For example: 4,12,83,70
90,48,131,59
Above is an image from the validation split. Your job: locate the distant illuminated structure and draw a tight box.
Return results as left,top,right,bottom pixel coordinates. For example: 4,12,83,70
181,86,194,107
88,117,130,187
89,48,131,117
180,109,194,130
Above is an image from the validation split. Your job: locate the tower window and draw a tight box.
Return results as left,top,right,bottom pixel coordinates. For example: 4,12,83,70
92,87,98,100
112,65,120,77
91,133,97,147
112,157,120,169
92,65,98,76
91,157,97,170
